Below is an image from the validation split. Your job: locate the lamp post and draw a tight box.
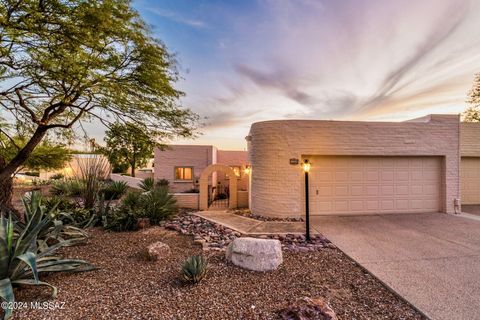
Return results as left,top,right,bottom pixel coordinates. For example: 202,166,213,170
302,159,311,241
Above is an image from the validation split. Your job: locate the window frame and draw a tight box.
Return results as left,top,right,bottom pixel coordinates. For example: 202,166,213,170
174,166,194,182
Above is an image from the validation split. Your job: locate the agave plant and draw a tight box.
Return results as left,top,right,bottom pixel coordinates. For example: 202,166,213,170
0,213,95,319
181,255,208,284
17,192,87,249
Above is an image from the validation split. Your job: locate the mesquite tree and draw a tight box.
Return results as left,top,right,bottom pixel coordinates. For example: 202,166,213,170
0,1,198,210
98,122,157,177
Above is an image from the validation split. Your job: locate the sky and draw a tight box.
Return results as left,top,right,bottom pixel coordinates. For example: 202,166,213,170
89,0,480,150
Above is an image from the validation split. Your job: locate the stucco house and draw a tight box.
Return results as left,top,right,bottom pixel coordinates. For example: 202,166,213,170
147,114,480,217
247,114,480,219
154,145,249,209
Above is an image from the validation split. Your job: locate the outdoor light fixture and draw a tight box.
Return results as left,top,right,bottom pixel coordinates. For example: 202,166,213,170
302,159,311,173
303,159,311,241
244,164,251,174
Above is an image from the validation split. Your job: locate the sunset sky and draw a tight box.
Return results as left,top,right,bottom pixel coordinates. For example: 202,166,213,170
90,0,480,150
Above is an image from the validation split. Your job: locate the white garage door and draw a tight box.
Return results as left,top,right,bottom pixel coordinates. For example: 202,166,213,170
309,156,442,215
461,157,480,204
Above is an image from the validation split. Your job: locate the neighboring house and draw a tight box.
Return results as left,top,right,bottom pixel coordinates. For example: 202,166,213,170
38,154,111,180
154,145,249,206
247,114,471,218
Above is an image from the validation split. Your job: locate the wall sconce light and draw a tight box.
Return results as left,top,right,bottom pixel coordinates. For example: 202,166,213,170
244,164,251,174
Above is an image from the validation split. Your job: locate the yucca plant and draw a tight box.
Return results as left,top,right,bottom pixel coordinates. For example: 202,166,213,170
0,213,95,319
181,255,208,284
138,177,155,192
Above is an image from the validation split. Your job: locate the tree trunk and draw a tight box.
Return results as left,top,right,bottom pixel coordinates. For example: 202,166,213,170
0,175,14,215
131,164,135,177
131,154,136,177
0,126,48,210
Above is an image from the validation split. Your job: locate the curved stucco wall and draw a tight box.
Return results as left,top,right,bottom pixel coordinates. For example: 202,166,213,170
248,114,460,218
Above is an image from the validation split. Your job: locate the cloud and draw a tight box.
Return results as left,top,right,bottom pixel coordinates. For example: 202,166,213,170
147,8,206,28
234,64,317,106
356,1,470,116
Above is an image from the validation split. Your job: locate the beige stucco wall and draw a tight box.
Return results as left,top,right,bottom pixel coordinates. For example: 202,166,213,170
154,145,215,192
172,193,199,210
248,114,460,218
237,190,249,208
460,122,480,157
216,150,249,191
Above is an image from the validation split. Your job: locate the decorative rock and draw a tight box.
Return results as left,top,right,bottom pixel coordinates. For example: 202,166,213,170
137,218,151,230
226,237,283,271
277,297,338,320
146,241,171,261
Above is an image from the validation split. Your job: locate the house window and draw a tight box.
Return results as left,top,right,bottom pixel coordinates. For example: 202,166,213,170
175,167,193,181
226,166,242,179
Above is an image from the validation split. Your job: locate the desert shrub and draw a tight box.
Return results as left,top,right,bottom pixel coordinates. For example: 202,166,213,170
0,213,95,319
157,178,169,187
18,192,88,246
103,191,143,231
50,179,84,196
75,156,110,209
50,173,64,180
104,186,177,231
142,186,177,224
138,177,155,192
44,195,77,212
60,207,98,229
101,181,128,200
181,255,208,284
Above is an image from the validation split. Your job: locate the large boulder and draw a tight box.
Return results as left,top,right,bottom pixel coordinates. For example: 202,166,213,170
226,237,283,271
146,241,171,261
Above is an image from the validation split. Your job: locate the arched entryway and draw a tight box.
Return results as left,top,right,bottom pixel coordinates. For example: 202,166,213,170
199,164,238,210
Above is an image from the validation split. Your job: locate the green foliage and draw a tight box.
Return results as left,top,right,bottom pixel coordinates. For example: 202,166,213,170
139,177,155,192
101,181,128,200
138,177,169,192
0,138,71,173
181,255,208,284
0,212,95,319
104,192,143,232
75,156,110,209
0,0,198,207
104,185,177,232
98,123,157,177
51,180,84,197
50,173,64,180
157,179,170,187
143,187,177,224
18,192,88,247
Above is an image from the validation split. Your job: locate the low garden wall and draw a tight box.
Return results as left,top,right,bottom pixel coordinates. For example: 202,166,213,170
172,193,199,210
110,173,143,189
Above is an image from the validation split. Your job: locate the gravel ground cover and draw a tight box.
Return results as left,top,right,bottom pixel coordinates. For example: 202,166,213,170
164,211,330,252
12,227,426,320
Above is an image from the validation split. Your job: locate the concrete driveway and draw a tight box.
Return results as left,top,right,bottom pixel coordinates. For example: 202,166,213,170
311,213,480,320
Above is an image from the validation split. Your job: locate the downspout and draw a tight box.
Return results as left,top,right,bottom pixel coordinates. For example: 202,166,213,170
454,114,461,214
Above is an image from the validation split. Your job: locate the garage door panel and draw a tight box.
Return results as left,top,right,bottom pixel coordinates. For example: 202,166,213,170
310,156,441,215
461,157,480,204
